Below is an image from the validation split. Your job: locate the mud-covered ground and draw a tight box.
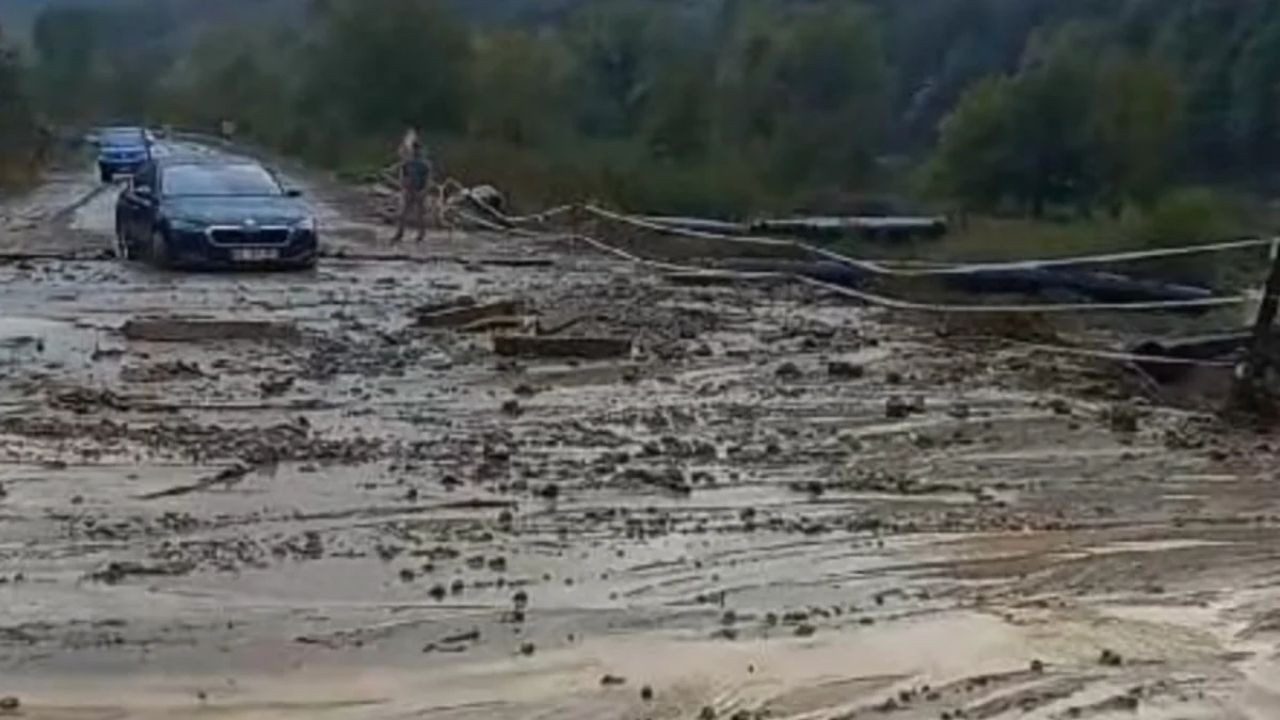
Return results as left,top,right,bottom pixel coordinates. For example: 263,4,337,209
1,144,1279,719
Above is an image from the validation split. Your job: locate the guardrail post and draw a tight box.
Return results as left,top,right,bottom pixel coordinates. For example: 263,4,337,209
1233,240,1280,416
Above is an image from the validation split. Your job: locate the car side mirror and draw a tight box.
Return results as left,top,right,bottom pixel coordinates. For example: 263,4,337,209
285,188,303,198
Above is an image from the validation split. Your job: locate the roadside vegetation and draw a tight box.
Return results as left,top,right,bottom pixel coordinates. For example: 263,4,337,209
0,23,36,187
3,0,1280,257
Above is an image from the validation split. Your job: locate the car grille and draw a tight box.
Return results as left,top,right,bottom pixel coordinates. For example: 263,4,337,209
209,228,291,246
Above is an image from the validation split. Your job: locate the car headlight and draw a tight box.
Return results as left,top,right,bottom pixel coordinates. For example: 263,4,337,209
293,217,317,233
168,218,206,233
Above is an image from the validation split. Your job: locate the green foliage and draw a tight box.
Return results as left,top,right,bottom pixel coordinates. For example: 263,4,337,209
0,24,36,185
1092,56,1182,209
12,0,1280,228
302,0,471,137
1125,187,1248,249
468,31,570,147
929,77,1020,212
932,25,1185,219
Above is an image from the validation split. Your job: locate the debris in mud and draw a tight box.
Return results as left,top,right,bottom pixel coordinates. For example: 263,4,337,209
121,319,300,343
775,361,802,380
89,560,195,584
827,360,864,379
936,311,1058,343
0,697,18,713
50,386,131,414
886,395,925,419
1099,648,1124,666
414,299,524,329
501,399,522,416
494,335,632,360
519,641,536,656
259,375,296,398
120,360,206,383
618,466,692,495
139,464,253,500
600,674,627,686
700,707,716,720
640,685,654,701
1105,403,1142,433
422,628,481,654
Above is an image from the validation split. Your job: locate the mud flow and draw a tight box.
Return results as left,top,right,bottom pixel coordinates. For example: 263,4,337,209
1,144,1279,719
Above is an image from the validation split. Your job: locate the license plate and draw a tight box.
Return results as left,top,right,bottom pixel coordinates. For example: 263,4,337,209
232,248,279,262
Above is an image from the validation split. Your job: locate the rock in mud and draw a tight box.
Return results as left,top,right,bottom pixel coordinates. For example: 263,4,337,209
776,362,802,380
600,674,626,686
619,466,692,495
89,560,194,584
1099,648,1124,666
1106,404,1141,433
640,685,654,701
0,697,18,712
885,396,915,419
827,360,864,379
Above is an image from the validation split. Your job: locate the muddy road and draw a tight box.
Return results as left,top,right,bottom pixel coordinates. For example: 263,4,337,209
1,144,1279,719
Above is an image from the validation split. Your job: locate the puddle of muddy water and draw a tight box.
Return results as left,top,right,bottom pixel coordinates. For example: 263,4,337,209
0,316,114,372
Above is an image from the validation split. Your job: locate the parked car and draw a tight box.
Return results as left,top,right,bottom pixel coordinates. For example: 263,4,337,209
115,158,318,270
97,126,151,182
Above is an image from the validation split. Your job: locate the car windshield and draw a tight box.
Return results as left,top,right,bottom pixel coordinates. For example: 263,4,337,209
101,129,145,147
163,164,283,197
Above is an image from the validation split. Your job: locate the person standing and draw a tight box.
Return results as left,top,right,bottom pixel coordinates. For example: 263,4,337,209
392,130,432,243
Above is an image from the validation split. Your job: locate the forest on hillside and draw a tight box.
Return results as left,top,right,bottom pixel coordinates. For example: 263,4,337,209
2,0,1280,239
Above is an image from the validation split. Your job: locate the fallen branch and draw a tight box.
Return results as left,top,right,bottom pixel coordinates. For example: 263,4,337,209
138,464,253,500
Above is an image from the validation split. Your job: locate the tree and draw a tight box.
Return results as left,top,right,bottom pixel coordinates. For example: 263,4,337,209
0,24,36,183
301,0,471,137
1092,56,1182,210
1231,13,1280,174
31,7,99,120
468,30,570,147
930,76,1020,213
718,2,890,192
563,1,664,138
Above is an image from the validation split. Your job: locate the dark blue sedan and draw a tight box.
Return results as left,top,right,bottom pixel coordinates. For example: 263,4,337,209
115,159,319,270
96,127,152,182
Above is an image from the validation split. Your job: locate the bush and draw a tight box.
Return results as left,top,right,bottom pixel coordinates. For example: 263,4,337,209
1126,187,1248,248
1122,188,1263,289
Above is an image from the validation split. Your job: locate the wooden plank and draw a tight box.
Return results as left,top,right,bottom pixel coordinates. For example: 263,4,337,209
415,300,523,328
493,335,631,360
121,319,300,343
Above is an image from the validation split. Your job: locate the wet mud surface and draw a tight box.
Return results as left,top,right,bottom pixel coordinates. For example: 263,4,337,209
2,144,1280,718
